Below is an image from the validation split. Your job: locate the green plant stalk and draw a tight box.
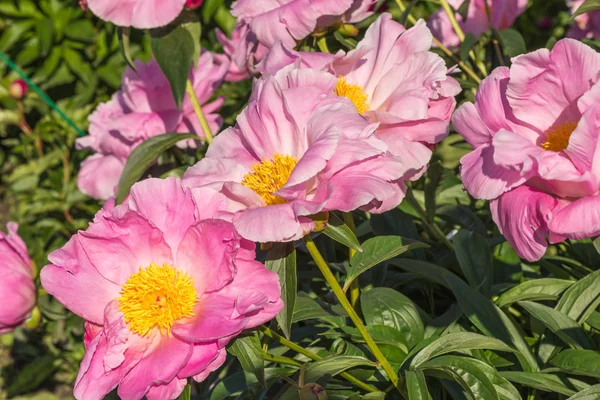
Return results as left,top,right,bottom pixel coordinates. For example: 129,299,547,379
393,0,482,84
405,189,454,251
185,80,213,144
316,36,330,53
343,212,360,309
259,325,378,393
263,352,303,367
302,235,404,394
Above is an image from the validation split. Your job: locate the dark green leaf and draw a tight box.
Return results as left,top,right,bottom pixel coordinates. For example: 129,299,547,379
389,259,458,288
228,334,265,386
406,370,432,400
292,293,345,326
115,133,199,204
568,384,600,399
500,371,577,396
572,0,600,18
322,213,362,252
496,279,574,308
498,29,527,57
556,269,600,322
36,18,54,56
119,27,136,71
454,230,493,294
304,356,375,382
344,236,428,291
265,243,297,339
550,349,600,378
6,355,57,396
460,33,478,61
177,383,191,400
209,368,294,400
458,0,471,20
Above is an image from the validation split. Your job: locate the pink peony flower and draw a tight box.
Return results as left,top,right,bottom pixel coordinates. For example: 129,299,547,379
568,0,600,39
0,223,35,334
77,52,228,200
231,0,375,49
86,0,186,29
216,22,269,82
259,13,461,181
182,64,407,243
453,39,600,261
41,177,283,400
428,0,528,48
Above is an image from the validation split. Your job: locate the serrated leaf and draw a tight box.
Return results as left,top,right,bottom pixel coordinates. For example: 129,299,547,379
518,301,594,350
500,371,577,396
344,236,427,291
406,370,432,400
572,0,600,18
498,29,526,57
265,243,296,339
115,133,199,204
454,230,493,294
496,279,574,308
411,332,515,369
228,334,265,386
550,349,600,378
322,213,362,252
556,269,600,322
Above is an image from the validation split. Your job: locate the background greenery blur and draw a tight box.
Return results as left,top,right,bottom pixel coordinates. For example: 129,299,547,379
0,0,597,399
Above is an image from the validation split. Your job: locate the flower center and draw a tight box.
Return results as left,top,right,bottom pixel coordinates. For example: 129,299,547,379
118,263,196,337
241,154,298,206
541,121,577,152
334,77,369,114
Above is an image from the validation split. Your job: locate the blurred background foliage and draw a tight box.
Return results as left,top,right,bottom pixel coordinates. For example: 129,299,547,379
1,0,599,399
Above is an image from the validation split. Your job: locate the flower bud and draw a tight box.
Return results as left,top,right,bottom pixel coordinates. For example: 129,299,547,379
8,79,27,100
337,23,359,37
185,0,203,10
299,383,327,400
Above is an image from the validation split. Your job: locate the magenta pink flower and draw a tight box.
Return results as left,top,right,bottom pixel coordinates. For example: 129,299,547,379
77,52,228,200
41,177,282,400
568,0,600,39
183,65,406,243
453,39,600,261
0,223,35,334
259,13,461,181
86,0,186,29
428,0,528,48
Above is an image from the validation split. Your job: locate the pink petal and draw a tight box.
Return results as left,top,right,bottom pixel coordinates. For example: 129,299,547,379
565,104,600,176
549,195,600,239
77,154,124,200
177,342,220,378
145,378,188,400
193,349,227,382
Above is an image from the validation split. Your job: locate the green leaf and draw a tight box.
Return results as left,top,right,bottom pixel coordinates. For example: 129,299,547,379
500,371,577,396
361,287,424,348
341,324,409,353
6,355,58,396
304,356,375,382
322,213,362,252
209,368,294,400
36,18,54,56
344,236,427,291
568,384,600,400
410,332,515,369
556,269,600,322
572,0,600,18
496,279,574,308
119,27,136,71
202,0,224,24
292,293,345,326
457,0,471,20
406,370,432,400
151,24,196,109
498,29,527,57
518,301,594,350
422,356,499,400
454,230,493,294
460,33,478,62
115,133,199,204
177,383,191,400
444,275,538,372
474,362,521,400
389,259,458,288
265,243,297,339
227,334,265,386
550,349,600,378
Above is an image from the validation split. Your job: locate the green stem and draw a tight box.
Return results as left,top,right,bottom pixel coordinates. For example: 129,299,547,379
317,36,330,53
302,236,404,395
185,80,213,144
343,213,360,309
264,352,303,367
259,325,379,393
405,189,454,251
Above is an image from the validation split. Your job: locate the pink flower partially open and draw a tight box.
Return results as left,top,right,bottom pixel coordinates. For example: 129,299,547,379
77,52,228,200
41,177,282,400
453,39,600,261
568,0,600,39
428,0,527,48
259,13,460,181
87,0,186,29
0,223,35,334
183,65,406,243
216,22,269,82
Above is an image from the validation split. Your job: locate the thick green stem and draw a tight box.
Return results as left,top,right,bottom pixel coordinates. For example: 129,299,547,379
302,236,404,394
259,325,379,393
264,352,303,367
185,80,213,144
343,212,361,309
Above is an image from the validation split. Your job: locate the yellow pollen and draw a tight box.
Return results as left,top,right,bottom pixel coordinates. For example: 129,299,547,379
541,121,577,152
118,263,196,337
241,154,298,206
334,77,369,114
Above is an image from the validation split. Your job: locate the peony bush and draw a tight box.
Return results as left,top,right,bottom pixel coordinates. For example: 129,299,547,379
1,0,600,399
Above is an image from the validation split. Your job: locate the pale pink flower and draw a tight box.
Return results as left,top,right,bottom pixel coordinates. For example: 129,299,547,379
77,52,228,200
453,39,600,261
259,13,461,181
568,0,600,39
428,0,528,48
0,223,35,334
216,22,268,82
41,177,283,400
87,0,186,29
183,65,406,243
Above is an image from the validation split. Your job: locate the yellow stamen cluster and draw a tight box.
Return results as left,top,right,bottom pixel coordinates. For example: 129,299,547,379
541,121,577,152
118,263,196,337
334,77,369,114
241,154,298,206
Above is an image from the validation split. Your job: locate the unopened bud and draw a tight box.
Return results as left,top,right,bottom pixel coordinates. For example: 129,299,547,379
9,79,27,100
299,383,327,400
337,23,359,37
185,0,203,10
